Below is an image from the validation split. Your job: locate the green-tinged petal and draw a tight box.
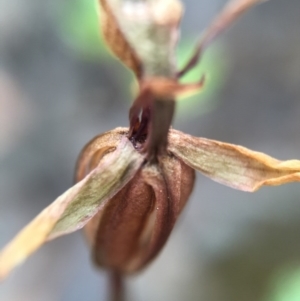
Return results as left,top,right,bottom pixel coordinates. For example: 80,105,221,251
102,0,182,77
168,129,300,192
0,136,143,281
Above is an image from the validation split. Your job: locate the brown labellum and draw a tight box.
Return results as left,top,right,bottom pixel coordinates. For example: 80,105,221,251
76,128,195,274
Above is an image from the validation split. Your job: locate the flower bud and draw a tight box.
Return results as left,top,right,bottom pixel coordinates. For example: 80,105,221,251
75,128,195,274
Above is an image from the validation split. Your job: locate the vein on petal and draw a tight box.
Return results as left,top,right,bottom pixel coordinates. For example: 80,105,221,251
168,129,300,192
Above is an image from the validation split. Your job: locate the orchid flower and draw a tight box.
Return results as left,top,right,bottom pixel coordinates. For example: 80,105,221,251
1,0,299,300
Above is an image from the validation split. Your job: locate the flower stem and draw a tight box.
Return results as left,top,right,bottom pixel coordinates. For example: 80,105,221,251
109,270,125,301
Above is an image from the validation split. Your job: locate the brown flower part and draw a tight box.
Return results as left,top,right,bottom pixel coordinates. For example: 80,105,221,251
1,0,296,287
99,0,143,78
0,132,144,280
78,129,195,274
1,127,299,279
178,0,269,77
168,130,300,192
99,0,268,159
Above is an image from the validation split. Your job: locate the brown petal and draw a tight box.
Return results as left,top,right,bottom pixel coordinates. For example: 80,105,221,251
178,0,269,77
200,0,269,49
168,129,300,192
0,132,144,280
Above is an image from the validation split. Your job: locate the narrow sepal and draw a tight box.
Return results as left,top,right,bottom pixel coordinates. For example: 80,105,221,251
168,129,300,192
0,136,144,280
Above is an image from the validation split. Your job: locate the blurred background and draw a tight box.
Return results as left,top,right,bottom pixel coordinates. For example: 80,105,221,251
1,0,300,300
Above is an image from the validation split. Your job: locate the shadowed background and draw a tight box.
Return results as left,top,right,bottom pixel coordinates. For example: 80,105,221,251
0,0,300,300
